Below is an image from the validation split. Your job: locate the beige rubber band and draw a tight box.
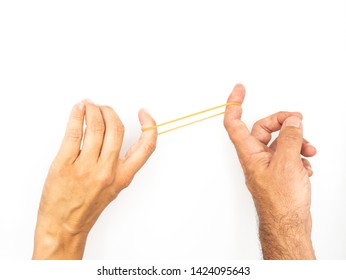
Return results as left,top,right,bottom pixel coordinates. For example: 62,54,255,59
142,102,241,135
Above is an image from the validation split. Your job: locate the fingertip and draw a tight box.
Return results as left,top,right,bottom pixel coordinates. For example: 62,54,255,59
139,108,156,126
307,167,313,177
76,102,85,111
293,111,303,120
226,83,246,104
234,83,246,96
305,143,317,156
234,83,246,91
82,99,94,104
224,84,246,128
139,108,158,138
283,116,302,129
70,102,85,119
307,165,313,177
302,158,314,176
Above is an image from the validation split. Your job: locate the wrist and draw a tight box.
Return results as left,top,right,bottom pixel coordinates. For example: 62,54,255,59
32,215,88,260
258,211,315,260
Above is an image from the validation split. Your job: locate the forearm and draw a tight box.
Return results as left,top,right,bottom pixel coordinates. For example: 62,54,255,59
258,213,315,260
32,216,88,260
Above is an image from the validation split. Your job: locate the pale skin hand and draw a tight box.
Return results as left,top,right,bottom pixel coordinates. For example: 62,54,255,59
32,100,157,259
224,84,317,260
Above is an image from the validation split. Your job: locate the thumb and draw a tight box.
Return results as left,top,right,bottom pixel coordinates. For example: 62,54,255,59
121,109,157,175
275,116,303,161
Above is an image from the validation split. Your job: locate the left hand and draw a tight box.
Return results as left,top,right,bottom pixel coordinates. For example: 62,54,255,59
33,100,157,259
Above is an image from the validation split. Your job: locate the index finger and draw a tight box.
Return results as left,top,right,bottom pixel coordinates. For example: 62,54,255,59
251,111,303,145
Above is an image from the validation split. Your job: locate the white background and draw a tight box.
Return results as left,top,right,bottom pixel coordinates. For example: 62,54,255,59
0,0,345,260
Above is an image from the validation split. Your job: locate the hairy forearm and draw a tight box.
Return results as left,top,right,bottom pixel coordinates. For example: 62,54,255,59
258,213,316,260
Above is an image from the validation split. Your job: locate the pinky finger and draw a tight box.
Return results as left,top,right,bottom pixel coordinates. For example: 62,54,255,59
302,158,313,177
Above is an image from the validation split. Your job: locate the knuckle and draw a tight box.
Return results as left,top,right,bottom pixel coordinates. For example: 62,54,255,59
253,120,262,129
97,168,115,186
143,140,156,154
116,174,134,189
102,106,115,115
90,119,105,134
74,166,91,180
103,105,113,111
116,123,125,136
71,112,84,122
223,118,227,128
223,118,238,134
67,128,83,142
223,117,230,129
107,188,120,201
281,132,300,143
278,110,288,116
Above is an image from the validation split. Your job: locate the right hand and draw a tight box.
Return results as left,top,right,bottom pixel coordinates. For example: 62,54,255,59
223,84,317,259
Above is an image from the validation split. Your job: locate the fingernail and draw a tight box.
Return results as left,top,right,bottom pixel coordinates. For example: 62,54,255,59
76,102,85,111
285,116,301,128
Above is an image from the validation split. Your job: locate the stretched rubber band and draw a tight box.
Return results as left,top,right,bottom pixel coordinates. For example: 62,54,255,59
142,102,241,135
